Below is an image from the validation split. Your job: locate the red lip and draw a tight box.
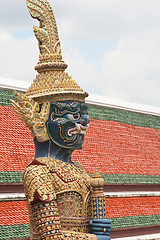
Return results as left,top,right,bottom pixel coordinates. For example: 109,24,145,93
80,125,88,131
68,127,76,136
68,124,89,136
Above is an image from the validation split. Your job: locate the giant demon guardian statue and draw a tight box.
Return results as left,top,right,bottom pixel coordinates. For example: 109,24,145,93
11,0,111,239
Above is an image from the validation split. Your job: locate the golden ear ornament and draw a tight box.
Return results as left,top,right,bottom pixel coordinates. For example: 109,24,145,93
10,91,50,142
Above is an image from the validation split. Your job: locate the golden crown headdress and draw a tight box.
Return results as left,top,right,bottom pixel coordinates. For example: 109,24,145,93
26,0,88,103
11,0,88,142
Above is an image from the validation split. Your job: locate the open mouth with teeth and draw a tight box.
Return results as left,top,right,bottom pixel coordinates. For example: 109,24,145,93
68,123,89,136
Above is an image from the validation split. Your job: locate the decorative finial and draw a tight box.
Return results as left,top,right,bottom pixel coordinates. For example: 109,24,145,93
91,168,105,192
26,0,67,72
90,169,106,219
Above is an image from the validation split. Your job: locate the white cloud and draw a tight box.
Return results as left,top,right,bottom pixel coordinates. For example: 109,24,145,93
0,0,160,107
0,31,38,82
63,48,101,94
0,0,31,31
101,31,160,106
58,0,160,41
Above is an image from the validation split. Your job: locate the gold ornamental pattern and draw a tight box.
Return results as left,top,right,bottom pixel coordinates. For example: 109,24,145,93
23,164,56,203
23,158,97,239
23,0,88,102
25,71,88,102
23,157,92,209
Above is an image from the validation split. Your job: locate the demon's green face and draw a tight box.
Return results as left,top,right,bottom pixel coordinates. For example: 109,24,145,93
47,101,90,149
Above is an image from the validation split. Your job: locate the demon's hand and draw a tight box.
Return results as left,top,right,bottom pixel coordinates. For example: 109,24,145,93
90,219,111,240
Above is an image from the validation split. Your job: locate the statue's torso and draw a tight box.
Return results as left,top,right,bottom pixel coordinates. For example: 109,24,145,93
23,158,92,238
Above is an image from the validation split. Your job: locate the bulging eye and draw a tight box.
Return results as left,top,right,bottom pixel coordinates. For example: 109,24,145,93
66,112,80,121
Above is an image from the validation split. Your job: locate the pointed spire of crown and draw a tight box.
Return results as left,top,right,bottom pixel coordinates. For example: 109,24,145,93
25,0,88,102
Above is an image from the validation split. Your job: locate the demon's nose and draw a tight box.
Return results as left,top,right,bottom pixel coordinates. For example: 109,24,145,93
80,116,90,126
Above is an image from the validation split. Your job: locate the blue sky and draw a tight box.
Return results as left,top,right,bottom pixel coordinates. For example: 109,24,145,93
0,0,160,107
